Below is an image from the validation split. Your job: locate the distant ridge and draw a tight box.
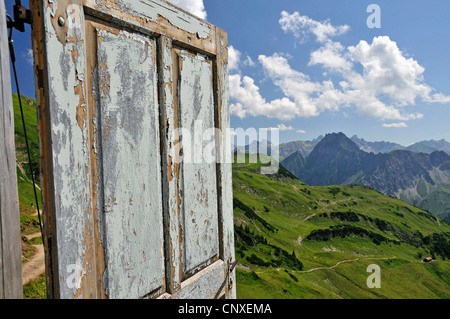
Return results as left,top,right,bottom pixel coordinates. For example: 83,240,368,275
278,134,450,159
282,132,450,221
350,135,404,154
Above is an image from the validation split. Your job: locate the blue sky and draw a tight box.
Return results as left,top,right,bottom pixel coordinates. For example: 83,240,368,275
5,1,34,96
204,0,450,145
7,0,450,146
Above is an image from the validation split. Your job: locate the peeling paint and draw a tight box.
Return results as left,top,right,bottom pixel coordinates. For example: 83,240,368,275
42,0,94,299
174,260,225,299
96,28,164,298
178,53,219,275
34,0,234,299
94,0,210,39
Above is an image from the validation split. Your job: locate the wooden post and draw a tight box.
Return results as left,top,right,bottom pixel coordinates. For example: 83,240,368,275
0,0,23,299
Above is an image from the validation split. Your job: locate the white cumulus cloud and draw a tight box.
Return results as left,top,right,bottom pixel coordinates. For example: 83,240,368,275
229,73,299,121
169,0,207,20
269,124,294,131
228,46,257,72
308,41,352,72
228,46,241,71
25,48,33,66
230,35,448,122
382,122,408,128
347,36,437,106
279,11,350,43
228,12,449,124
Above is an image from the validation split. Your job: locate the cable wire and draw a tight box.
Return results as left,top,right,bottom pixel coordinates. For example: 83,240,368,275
6,16,44,239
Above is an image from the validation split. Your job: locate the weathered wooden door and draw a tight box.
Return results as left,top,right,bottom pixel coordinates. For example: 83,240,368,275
31,0,234,299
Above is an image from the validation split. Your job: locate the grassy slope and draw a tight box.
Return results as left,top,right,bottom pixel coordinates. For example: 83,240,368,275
12,94,45,298
233,158,450,299
22,273,46,299
418,184,450,221
13,93,42,215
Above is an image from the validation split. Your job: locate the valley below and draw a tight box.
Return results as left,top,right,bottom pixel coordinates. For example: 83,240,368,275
233,157,450,298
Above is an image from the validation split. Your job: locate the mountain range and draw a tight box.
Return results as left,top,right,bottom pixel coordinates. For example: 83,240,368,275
282,133,450,222
279,136,324,159
351,136,450,155
277,135,450,159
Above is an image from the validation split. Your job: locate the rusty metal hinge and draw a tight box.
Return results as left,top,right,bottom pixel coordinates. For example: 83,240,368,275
6,0,32,33
214,259,238,299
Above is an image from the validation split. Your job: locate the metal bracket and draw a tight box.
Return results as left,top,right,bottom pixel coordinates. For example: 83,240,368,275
214,259,238,299
227,258,237,290
6,0,32,33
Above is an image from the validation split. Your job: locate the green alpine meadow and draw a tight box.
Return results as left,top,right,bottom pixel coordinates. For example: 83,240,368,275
233,155,450,299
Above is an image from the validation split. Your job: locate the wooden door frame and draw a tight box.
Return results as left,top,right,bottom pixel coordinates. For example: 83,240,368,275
0,0,23,299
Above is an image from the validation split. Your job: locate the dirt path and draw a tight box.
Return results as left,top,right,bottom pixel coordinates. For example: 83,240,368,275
294,256,396,274
297,258,360,273
25,232,41,241
302,214,315,222
236,263,250,271
257,256,396,276
295,214,315,247
22,233,45,285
